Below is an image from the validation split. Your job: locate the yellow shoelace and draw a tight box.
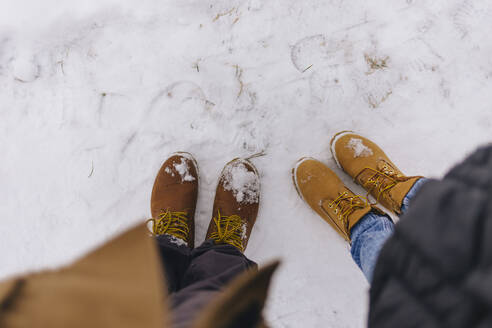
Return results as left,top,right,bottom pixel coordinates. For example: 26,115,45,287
355,161,409,205
147,210,190,242
326,192,368,231
209,210,245,252
360,168,397,204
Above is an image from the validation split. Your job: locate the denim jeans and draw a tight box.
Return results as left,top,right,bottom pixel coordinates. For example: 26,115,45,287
350,178,428,282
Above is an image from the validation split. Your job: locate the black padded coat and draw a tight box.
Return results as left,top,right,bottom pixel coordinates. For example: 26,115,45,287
369,145,492,328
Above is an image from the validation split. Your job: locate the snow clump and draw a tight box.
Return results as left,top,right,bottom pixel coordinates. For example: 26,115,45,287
167,235,188,247
241,223,248,240
223,162,259,204
173,158,196,182
346,138,373,158
164,166,175,176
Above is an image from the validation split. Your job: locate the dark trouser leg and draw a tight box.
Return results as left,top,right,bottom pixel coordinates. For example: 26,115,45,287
155,235,191,293
182,240,257,288
170,240,257,328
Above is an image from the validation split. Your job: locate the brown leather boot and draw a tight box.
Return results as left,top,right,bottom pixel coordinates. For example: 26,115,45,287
330,131,422,214
206,158,260,252
292,157,381,241
149,152,199,248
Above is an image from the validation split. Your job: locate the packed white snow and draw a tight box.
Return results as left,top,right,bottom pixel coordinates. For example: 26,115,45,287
346,138,374,158
222,162,260,204
2,0,492,327
167,234,188,247
173,158,196,183
241,222,248,240
164,166,175,176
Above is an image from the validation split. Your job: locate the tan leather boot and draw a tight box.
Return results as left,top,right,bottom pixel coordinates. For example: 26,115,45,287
292,157,380,242
206,158,260,252
149,152,199,248
330,131,422,214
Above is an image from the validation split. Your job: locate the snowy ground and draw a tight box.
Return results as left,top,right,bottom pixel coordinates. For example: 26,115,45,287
1,0,492,326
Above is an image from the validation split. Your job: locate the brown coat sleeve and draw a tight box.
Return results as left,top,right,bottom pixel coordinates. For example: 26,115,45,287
0,224,169,328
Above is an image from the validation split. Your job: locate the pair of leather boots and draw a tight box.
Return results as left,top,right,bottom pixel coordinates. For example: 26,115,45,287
150,153,259,252
293,131,422,241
